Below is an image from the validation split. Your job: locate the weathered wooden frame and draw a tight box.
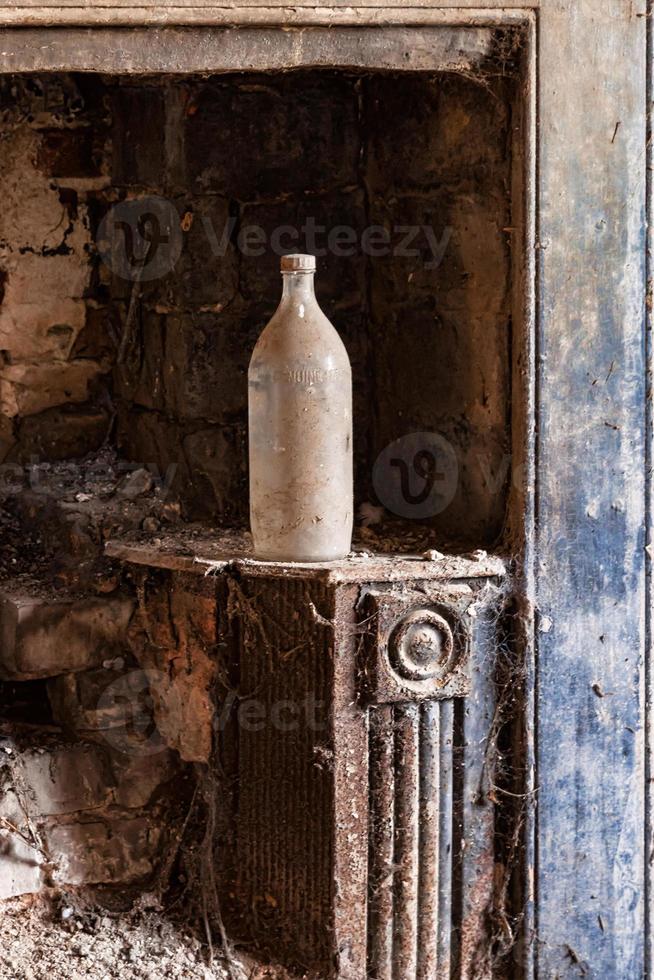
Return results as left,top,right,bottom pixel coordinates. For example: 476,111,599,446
0,1,647,976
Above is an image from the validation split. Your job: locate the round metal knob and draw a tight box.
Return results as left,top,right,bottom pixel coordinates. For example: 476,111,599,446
389,609,455,683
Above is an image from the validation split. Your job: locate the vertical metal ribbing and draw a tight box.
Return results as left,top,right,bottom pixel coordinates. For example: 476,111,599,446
368,698,456,980
362,584,500,978
392,703,421,979
368,704,395,980
417,700,441,979
437,699,454,977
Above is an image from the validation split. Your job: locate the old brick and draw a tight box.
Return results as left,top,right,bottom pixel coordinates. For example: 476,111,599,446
366,185,510,545
369,189,509,317
36,127,99,180
0,413,15,463
181,425,246,521
167,195,238,311
113,310,166,412
48,665,135,733
333,312,372,500
364,73,509,194
113,196,239,316
111,85,165,188
162,313,250,421
0,588,134,680
238,191,367,312
0,833,45,900
116,405,246,522
0,771,46,900
69,306,120,363
7,403,109,464
11,721,177,813
186,73,359,199
0,125,95,362
109,749,179,809
48,665,180,778
115,309,249,421
102,68,512,548
48,815,161,886
0,275,88,362
0,75,92,125
115,404,188,499
19,742,114,816
0,360,105,419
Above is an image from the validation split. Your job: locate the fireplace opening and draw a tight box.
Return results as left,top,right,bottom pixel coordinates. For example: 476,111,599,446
1,63,516,549
0,35,526,977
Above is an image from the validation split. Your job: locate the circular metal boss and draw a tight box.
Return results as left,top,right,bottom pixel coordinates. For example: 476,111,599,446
388,609,455,683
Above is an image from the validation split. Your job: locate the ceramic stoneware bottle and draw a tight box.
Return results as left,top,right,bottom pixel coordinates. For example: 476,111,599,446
248,254,353,561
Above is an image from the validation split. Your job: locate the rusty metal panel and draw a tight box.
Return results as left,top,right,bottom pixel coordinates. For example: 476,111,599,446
360,588,474,704
232,573,336,970
222,570,502,978
368,699,457,980
362,583,498,980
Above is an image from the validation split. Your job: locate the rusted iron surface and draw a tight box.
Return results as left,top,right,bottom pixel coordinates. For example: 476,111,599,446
232,573,336,970
109,538,504,976
362,585,497,980
392,703,420,978
367,698,462,980
417,700,440,980
368,704,395,980
360,587,475,704
331,584,370,978
218,568,502,977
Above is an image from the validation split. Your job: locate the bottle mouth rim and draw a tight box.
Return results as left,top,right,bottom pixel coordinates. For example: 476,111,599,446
280,253,316,273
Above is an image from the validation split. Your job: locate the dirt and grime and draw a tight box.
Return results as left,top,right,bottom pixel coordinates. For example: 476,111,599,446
0,895,295,980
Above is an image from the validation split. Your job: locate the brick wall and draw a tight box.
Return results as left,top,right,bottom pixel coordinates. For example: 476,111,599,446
0,75,115,465
0,69,512,546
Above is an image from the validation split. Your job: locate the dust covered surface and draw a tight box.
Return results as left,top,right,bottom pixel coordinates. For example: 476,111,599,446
0,895,295,980
0,447,182,588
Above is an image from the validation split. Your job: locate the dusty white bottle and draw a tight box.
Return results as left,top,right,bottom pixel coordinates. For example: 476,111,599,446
248,254,353,561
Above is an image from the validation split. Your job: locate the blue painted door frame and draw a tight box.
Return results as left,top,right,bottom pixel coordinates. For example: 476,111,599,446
533,2,649,976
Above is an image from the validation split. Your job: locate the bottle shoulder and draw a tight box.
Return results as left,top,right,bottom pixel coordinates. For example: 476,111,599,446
250,301,351,372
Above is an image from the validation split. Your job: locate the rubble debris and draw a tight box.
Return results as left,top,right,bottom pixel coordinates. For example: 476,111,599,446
117,469,154,502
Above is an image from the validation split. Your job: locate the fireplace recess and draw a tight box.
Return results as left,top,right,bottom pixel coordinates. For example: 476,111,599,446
0,21,530,980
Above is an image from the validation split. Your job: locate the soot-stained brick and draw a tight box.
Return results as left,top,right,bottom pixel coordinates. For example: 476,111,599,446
186,72,360,200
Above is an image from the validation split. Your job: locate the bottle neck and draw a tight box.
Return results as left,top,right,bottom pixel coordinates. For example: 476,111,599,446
281,271,316,303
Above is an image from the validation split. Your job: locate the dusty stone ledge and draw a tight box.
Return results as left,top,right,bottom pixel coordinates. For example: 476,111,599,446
105,526,508,583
